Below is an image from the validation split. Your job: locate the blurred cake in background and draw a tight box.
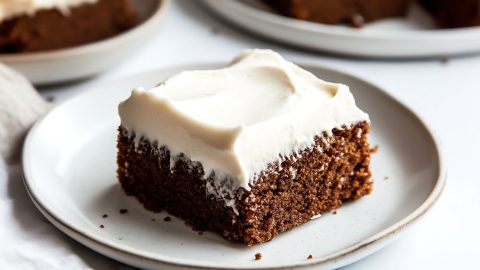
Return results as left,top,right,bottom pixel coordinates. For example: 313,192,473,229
262,0,410,27
0,0,137,53
418,0,480,28
263,0,480,28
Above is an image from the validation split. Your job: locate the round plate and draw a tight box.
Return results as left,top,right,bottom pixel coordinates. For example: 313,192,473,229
22,63,446,270
203,0,480,58
0,0,168,85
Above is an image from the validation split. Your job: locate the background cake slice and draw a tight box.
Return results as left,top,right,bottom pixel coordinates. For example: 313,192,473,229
262,0,411,26
117,49,373,245
0,0,137,53
262,0,480,29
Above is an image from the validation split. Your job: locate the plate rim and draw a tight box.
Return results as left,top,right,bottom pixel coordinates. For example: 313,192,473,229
22,62,447,270
0,0,169,63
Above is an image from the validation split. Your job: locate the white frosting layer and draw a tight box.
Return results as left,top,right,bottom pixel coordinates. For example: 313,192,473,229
119,49,369,192
0,0,97,22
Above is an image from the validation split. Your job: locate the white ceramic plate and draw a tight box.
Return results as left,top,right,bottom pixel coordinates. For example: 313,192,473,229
203,0,480,58
0,0,168,85
23,63,446,270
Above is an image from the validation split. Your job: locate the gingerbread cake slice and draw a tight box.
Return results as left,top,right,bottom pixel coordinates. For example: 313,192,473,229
117,49,372,245
0,0,137,53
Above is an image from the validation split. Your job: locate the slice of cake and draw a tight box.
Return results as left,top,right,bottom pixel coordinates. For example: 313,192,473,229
0,0,137,53
262,0,480,29
117,49,373,245
262,0,411,27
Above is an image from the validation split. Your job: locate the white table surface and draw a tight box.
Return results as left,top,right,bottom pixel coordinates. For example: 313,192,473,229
39,1,480,269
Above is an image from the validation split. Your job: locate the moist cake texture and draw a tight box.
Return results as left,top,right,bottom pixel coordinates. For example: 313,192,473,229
117,49,373,245
0,0,137,53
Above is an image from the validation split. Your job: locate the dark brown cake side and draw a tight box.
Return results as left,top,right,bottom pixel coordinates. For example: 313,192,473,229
117,122,372,246
419,0,480,28
0,0,137,53
262,0,410,26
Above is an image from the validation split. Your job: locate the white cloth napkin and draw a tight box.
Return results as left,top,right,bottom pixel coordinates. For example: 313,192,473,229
0,63,130,269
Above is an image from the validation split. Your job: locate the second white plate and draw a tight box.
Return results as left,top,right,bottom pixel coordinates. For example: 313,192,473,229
23,63,446,270
0,0,168,85
203,0,480,58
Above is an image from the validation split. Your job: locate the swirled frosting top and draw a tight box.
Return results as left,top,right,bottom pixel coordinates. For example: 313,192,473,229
0,0,97,22
118,49,369,191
